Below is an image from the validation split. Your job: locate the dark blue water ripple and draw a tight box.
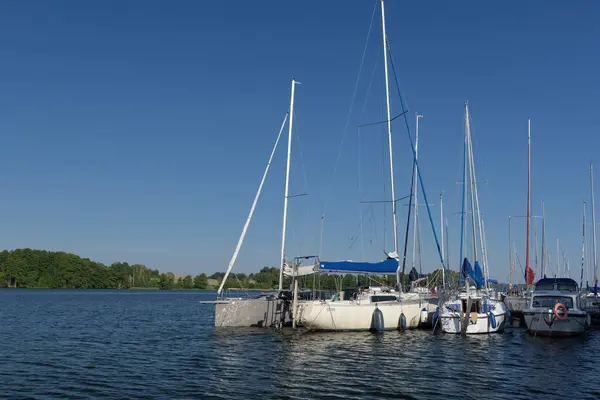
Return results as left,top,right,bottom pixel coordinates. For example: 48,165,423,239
0,289,599,399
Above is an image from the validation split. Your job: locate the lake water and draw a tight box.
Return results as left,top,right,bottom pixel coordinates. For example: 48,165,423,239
0,289,599,399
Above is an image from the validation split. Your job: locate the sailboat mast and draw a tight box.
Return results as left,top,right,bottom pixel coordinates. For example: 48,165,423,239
481,215,490,284
412,114,422,273
466,108,487,281
279,79,299,291
444,217,450,274
459,106,468,270
525,119,531,286
465,104,478,262
541,200,546,278
380,0,398,259
440,191,445,287
556,238,560,278
508,216,513,289
582,201,587,289
380,0,400,288
591,163,598,288
219,113,289,296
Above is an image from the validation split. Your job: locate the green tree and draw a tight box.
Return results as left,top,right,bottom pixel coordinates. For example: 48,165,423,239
159,273,174,290
194,273,208,289
254,266,279,289
342,274,356,289
182,275,193,289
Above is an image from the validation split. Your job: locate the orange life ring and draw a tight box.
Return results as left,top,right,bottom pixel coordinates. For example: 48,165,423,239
553,302,568,320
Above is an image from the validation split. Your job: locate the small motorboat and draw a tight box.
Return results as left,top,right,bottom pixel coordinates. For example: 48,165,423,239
523,278,590,337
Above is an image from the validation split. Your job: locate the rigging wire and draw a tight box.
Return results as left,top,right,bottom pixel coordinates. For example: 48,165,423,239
292,118,312,256
322,0,379,224
386,44,447,272
357,127,365,261
381,107,387,254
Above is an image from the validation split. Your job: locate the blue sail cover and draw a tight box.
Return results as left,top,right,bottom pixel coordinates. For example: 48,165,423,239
319,258,399,274
473,261,485,289
461,258,484,289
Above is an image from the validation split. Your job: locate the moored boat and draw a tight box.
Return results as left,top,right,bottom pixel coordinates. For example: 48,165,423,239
523,278,590,337
298,284,434,331
440,285,507,334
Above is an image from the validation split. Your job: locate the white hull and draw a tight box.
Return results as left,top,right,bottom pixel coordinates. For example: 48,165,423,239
440,311,506,334
298,299,432,331
523,310,590,337
440,297,507,334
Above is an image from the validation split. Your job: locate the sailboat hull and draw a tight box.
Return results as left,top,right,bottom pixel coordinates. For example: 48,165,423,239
297,299,433,331
440,298,508,334
440,312,506,334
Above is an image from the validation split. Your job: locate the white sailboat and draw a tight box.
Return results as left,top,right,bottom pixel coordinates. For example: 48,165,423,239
211,79,301,328
296,0,434,332
439,104,508,334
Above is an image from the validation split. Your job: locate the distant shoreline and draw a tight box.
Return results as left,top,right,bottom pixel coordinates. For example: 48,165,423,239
0,287,276,291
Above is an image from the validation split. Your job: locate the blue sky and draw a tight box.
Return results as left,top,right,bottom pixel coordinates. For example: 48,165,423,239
0,1,598,281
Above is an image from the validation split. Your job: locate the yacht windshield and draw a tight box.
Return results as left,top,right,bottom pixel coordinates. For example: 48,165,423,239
532,296,573,308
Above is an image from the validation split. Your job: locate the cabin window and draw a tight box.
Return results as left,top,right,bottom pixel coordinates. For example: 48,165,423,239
535,283,554,290
371,295,397,303
461,299,481,313
556,283,577,291
532,296,573,309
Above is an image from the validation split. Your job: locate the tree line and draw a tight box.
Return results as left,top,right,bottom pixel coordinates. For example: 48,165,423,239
0,248,210,290
0,248,466,290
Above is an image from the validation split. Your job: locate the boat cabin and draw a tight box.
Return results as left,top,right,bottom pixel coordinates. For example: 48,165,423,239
337,286,399,303
530,278,581,311
461,298,482,313
532,295,574,309
534,278,578,292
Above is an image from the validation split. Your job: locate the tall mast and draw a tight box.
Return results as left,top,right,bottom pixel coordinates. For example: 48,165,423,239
380,0,398,260
219,113,289,296
582,202,587,289
380,0,400,288
465,104,478,262
556,237,560,278
440,191,445,287
481,215,490,285
279,79,299,291
412,113,423,273
466,107,486,280
508,216,513,289
444,217,450,274
459,104,468,270
525,119,531,286
541,200,546,278
591,163,598,289
534,219,539,278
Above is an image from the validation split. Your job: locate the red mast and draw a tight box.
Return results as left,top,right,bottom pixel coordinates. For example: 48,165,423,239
525,119,535,286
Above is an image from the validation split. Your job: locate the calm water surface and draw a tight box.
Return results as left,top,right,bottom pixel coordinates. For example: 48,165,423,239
0,289,599,399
